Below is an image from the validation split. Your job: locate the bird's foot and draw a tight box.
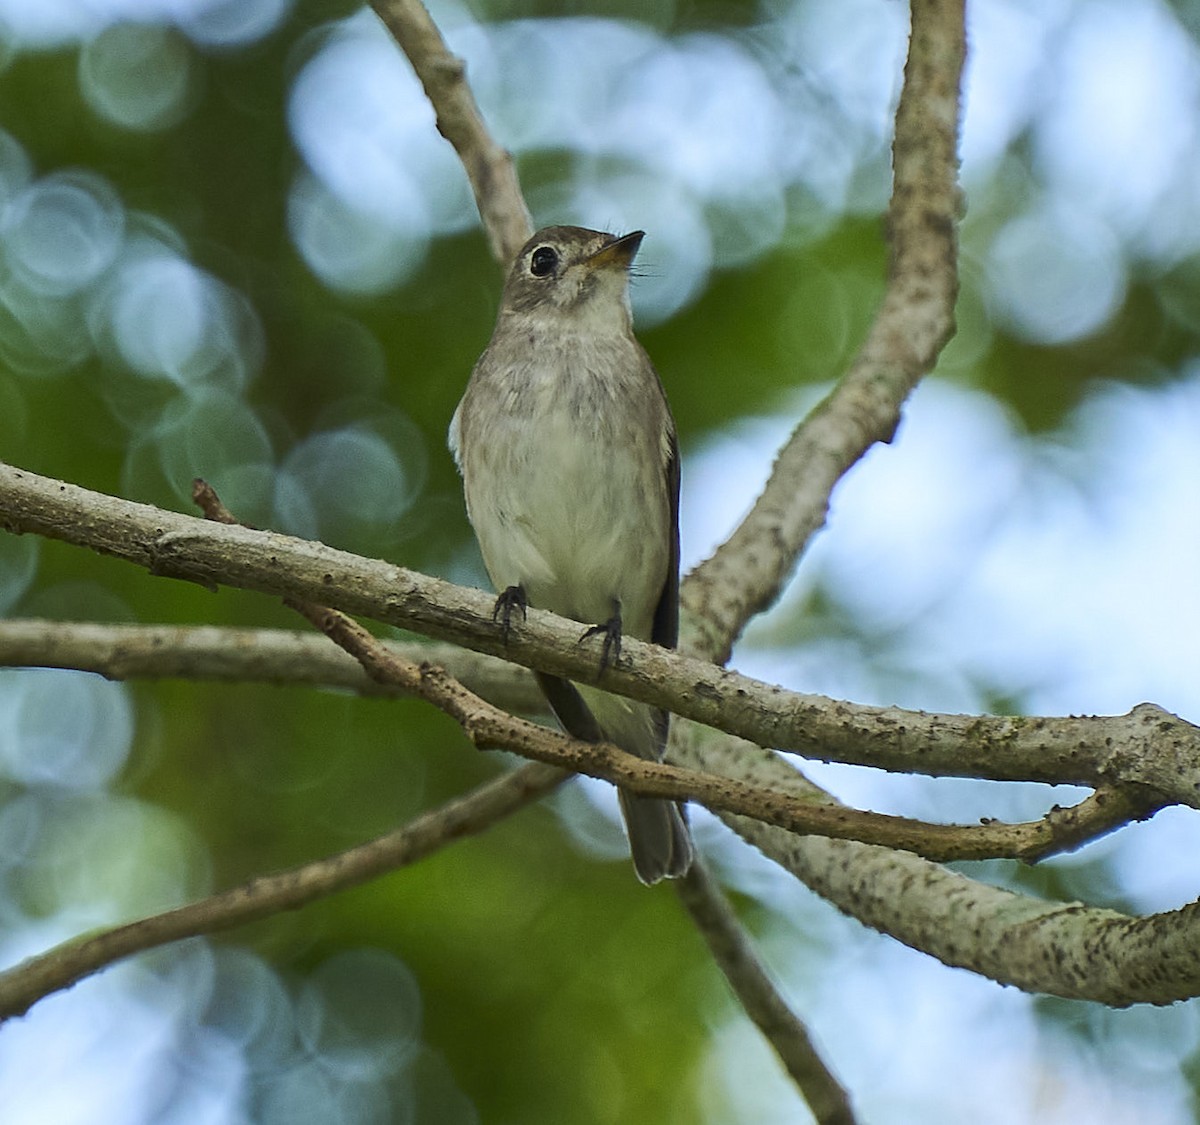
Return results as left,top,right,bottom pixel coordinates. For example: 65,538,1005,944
493,585,527,643
580,603,622,674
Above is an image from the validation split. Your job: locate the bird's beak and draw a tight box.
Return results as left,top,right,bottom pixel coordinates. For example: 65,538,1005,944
587,230,645,270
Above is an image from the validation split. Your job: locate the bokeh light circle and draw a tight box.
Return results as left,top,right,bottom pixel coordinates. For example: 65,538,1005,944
2,170,124,298
79,23,194,133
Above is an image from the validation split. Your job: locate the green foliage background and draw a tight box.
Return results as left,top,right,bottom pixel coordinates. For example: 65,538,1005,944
2,1,1200,1122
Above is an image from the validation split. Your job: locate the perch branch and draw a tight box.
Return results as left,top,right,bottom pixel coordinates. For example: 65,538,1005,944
2,461,1196,809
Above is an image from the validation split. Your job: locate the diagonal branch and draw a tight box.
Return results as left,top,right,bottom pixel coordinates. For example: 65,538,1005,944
0,760,564,1021
681,0,965,664
763,822,1200,1008
3,461,1197,806
679,728,1200,1007
241,596,1132,864
676,861,858,1125
369,0,532,263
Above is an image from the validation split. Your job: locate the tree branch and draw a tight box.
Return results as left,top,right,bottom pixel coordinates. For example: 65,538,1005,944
681,0,965,664
3,462,1196,808
0,469,1162,1018
679,729,1200,1007
0,760,564,1021
772,828,1200,1008
369,0,532,263
0,618,543,712
676,861,857,1125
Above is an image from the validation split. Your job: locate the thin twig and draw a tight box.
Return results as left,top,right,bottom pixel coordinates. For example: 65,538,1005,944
269,599,1160,862
676,861,857,1125
0,618,543,712
0,760,563,1020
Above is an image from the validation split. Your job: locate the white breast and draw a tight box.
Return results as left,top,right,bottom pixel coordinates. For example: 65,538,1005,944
454,342,670,640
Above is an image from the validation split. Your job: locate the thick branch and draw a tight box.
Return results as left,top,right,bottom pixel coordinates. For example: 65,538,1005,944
680,730,1200,1007
774,830,1200,1008
370,0,532,262
3,463,1197,807
681,0,964,664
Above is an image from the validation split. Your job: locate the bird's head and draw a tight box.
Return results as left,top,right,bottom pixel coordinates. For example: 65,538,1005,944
498,225,644,330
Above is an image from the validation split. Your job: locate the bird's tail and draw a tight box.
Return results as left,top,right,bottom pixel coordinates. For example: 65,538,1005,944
537,671,694,884
618,789,693,885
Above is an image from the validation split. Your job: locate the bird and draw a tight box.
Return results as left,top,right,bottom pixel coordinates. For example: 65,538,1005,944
448,224,693,883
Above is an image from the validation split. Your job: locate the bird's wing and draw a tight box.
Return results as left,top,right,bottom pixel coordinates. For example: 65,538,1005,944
651,428,681,651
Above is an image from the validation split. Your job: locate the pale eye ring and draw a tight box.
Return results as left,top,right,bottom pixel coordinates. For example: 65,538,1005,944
529,246,558,277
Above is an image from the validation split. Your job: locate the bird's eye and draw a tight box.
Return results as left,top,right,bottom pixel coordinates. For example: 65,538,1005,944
529,246,558,277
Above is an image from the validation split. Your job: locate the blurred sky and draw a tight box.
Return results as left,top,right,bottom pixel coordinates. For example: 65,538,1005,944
2,0,1200,1122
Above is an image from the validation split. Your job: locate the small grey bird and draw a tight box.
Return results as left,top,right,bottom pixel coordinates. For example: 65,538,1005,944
449,225,693,884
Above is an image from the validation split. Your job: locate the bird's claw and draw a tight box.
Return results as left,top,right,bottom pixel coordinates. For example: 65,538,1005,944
493,585,527,643
580,606,622,674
